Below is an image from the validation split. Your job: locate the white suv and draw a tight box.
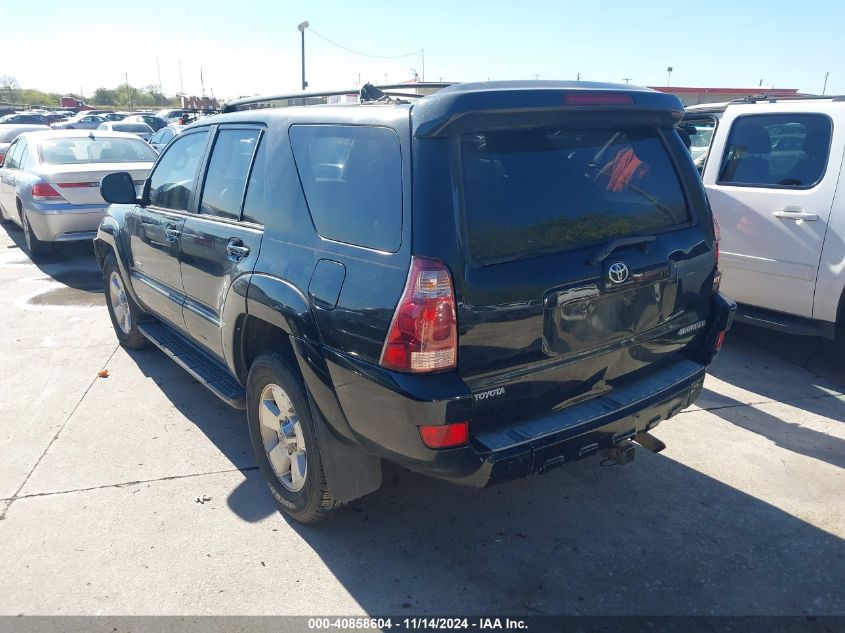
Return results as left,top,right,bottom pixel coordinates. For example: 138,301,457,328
687,97,845,338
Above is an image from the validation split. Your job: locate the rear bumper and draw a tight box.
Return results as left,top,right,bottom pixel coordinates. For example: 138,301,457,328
470,359,705,486
25,202,109,242
328,351,705,488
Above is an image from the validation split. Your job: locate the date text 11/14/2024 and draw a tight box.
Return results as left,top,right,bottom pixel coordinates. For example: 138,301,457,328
307,618,529,630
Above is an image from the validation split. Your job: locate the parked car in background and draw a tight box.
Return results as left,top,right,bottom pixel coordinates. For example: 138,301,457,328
0,124,50,163
97,121,155,141
147,124,184,152
51,112,107,130
95,81,734,523
155,108,188,121
691,96,845,338
100,112,130,122
0,113,49,125
123,114,168,132
0,130,157,259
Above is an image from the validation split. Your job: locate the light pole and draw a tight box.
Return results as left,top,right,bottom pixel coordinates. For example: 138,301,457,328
666,66,673,86
125,73,132,110
298,21,309,91
823,72,830,95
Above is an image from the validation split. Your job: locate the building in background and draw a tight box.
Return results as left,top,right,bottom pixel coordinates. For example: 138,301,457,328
651,86,800,106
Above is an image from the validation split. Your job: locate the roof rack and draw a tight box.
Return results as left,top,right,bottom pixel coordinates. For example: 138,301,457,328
727,93,845,104
223,82,454,113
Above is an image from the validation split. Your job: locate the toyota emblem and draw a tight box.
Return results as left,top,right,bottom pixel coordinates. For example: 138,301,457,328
608,262,629,284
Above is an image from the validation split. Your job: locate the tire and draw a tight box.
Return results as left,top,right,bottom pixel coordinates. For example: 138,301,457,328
103,253,147,349
246,351,342,524
20,207,53,259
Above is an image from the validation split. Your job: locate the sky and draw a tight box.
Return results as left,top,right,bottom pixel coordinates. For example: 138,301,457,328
2,0,843,102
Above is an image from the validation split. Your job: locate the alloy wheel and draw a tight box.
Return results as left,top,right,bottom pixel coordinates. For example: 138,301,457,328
258,383,307,492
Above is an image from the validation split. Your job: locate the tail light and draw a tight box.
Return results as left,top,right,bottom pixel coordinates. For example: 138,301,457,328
0,150,6,164
31,183,64,202
419,422,468,449
712,216,722,292
713,331,727,353
379,256,458,373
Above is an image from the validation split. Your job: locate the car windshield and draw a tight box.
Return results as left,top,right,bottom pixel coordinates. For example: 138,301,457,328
461,125,690,263
39,136,157,164
685,118,717,160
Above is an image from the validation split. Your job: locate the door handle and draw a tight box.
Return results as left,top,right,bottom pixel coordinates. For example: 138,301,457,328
226,239,250,259
164,225,181,242
773,207,818,222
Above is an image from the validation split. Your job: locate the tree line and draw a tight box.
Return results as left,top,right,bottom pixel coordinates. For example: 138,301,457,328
0,75,180,109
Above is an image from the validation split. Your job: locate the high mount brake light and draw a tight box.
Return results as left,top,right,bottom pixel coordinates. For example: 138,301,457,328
563,92,634,106
379,256,458,373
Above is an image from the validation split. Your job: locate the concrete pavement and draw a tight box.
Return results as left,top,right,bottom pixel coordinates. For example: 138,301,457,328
0,224,843,615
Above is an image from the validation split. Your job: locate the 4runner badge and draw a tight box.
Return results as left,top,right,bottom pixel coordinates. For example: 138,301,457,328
474,387,506,402
608,262,629,284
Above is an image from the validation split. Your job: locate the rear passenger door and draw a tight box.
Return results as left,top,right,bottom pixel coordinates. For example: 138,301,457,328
179,125,266,360
702,107,842,318
127,128,210,329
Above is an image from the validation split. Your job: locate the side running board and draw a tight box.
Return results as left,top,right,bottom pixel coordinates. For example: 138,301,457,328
139,321,246,409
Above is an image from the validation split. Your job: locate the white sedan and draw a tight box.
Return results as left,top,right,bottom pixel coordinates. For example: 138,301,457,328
0,130,157,259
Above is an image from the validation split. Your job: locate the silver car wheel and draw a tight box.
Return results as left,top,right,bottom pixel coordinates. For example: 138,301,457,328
258,383,307,492
108,271,132,335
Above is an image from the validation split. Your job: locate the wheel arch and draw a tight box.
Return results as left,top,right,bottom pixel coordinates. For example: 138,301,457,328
237,280,382,502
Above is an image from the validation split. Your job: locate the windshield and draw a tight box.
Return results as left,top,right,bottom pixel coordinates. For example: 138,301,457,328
39,136,157,164
460,125,690,263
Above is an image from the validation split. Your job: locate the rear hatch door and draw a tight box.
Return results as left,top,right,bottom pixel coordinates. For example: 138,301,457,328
412,89,716,433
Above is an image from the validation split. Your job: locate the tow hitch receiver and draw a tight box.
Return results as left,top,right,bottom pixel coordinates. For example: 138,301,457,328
634,431,666,453
603,440,636,466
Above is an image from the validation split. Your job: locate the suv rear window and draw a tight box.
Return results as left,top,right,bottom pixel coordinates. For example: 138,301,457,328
290,125,402,252
460,126,690,263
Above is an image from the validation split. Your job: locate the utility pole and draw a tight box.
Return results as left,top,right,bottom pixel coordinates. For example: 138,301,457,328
157,57,163,106
576,72,582,81
125,73,132,110
421,49,425,82
298,21,309,91
823,71,830,95
200,65,206,97
622,77,632,84
178,59,184,95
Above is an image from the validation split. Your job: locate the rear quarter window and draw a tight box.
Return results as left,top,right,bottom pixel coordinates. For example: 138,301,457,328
289,125,402,252
460,126,690,264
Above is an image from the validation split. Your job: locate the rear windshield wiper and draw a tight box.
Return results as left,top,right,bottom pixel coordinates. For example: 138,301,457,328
589,236,656,265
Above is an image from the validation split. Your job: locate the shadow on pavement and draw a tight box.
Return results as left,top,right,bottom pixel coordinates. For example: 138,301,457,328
127,337,845,614
700,387,845,469
115,302,845,614
284,449,845,615
124,347,273,521
1,223,103,306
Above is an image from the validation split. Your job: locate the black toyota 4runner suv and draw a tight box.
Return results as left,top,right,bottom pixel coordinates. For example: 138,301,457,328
95,81,734,523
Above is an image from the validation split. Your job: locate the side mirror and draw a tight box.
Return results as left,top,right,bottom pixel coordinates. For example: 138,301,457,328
100,172,138,205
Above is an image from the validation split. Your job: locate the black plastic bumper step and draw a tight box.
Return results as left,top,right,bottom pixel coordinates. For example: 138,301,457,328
139,320,246,409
